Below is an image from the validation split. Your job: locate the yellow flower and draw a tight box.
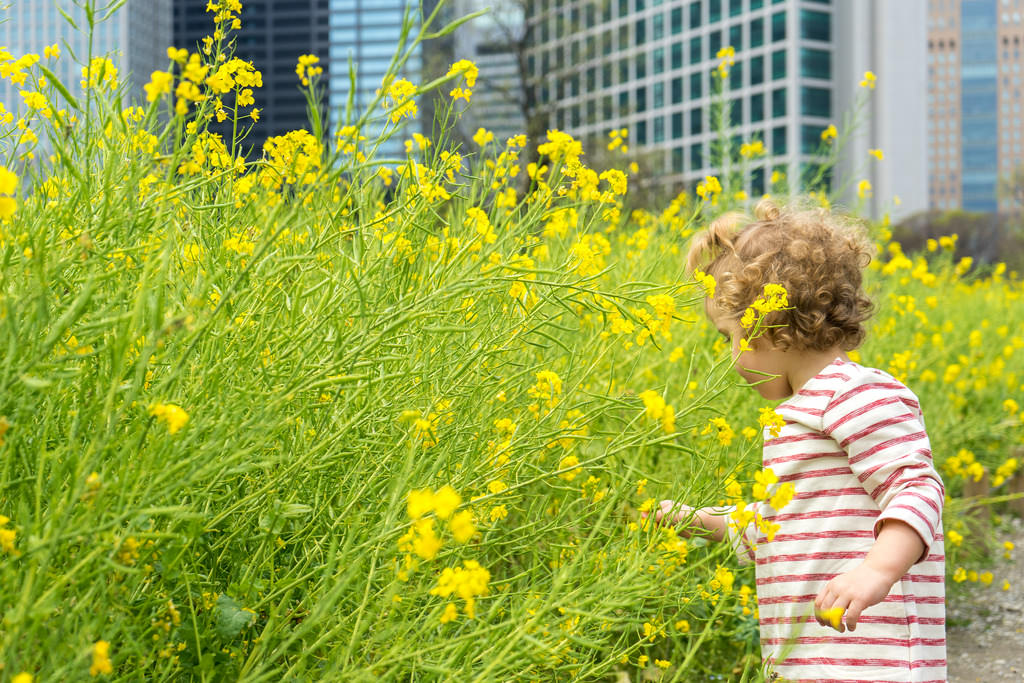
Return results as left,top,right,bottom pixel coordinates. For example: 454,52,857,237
947,529,963,547
820,124,838,143
383,78,417,123
449,510,476,543
693,268,716,298
295,54,322,86
869,148,884,161
406,488,435,519
432,485,461,519
148,402,189,434
90,640,113,676
440,602,458,623
0,165,18,220
739,140,765,158
752,468,778,500
473,127,494,147
675,619,690,633
953,566,967,583
12,673,33,683
144,70,174,102
758,407,786,438
558,455,581,481
857,179,872,199
859,70,877,89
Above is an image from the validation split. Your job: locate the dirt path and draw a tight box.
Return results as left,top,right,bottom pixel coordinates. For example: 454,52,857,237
947,517,1024,683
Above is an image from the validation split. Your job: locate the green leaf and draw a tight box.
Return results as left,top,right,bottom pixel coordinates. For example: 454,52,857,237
215,594,256,640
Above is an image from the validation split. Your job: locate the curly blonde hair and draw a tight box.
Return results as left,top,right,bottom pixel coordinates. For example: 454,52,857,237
686,197,875,351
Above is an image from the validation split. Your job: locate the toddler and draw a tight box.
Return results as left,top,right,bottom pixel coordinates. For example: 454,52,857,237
646,199,946,682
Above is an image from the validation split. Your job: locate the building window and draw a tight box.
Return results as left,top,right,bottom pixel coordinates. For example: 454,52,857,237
710,0,722,23
673,146,685,172
731,96,744,125
800,9,831,42
730,24,743,51
637,86,648,112
801,124,827,153
691,1,703,29
751,17,764,47
654,81,665,107
619,58,629,83
691,106,704,134
751,55,764,84
603,63,613,87
772,125,786,154
672,111,684,138
691,35,703,64
603,94,613,119
751,0,764,9
654,116,665,142
772,49,786,79
637,120,648,144
636,18,646,43
654,13,664,40
672,76,684,103
752,165,765,194
751,92,765,122
619,90,629,113
801,86,831,117
672,7,683,34
636,54,647,79
690,71,703,99
619,24,629,51
691,141,704,169
800,47,830,79
772,87,786,117
772,10,786,41
672,42,683,69
730,61,743,89
710,30,722,58
730,0,744,17
654,47,665,74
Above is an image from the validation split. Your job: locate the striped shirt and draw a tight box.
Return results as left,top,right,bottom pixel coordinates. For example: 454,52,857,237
726,357,946,682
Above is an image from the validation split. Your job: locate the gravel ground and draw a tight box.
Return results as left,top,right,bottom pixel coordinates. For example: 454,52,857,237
947,516,1024,683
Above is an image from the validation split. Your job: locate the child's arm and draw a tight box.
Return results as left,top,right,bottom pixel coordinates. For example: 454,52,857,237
816,377,945,632
813,518,925,632
642,500,730,542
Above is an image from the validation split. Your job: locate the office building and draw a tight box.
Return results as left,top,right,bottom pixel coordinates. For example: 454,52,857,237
174,0,330,155
0,0,172,112
525,0,928,221
926,0,1024,213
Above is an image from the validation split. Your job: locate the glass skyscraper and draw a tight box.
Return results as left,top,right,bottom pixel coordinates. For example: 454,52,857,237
327,0,421,160
524,0,929,219
174,0,331,156
0,0,172,110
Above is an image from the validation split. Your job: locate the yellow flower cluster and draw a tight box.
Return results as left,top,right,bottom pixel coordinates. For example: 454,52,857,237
398,486,477,579
383,78,417,123
148,402,189,434
260,129,322,189
206,0,243,29
693,268,716,298
740,283,789,330
696,175,722,205
295,54,322,86
758,406,786,438
739,140,765,158
537,129,583,166
527,370,563,415
0,515,17,555
606,127,628,153
446,59,478,102
638,390,676,434
90,640,113,676
715,45,736,78
702,417,734,446
821,124,838,143
430,559,490,621
81,57,118,91
0,166,17,221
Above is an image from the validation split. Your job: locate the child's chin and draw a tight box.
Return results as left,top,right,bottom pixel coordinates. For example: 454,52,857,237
755,384,792,401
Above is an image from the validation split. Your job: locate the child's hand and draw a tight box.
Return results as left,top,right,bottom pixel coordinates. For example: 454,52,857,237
640,499,693,529
813,562,894,632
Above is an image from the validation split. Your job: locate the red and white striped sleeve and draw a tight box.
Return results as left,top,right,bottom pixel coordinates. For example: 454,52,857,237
821,374,945,563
